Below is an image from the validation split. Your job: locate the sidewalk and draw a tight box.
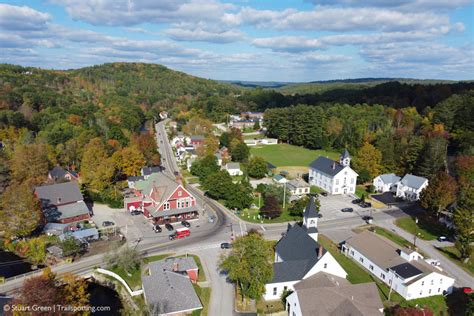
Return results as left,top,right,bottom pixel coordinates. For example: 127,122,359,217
378,221,474,287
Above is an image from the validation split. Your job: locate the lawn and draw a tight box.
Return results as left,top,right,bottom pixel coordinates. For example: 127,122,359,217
437,246,474,275
318,235,447,313
238,207,301,224
250,144,339,167
355,185,369,198
371,226,415,249
256,299,285,314
192,285,211,316
143,254,172,264
395,215,450,241
109,265,142,290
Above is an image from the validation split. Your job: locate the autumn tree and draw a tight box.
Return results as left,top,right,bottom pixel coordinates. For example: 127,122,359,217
10,143,51,186
131,132,161,166
182,116,213,135
80,138,114,191
62,273,90,310
112,146,146,177
219,127,242,148
260,195,282,219
15,268,62,308
247,156,267,179
0,183,42,237
220,232,273,300
353,142,382,180
420,172,457,216
196,135,219,157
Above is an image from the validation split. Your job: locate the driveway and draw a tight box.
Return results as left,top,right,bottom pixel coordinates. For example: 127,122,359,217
318,194,373,222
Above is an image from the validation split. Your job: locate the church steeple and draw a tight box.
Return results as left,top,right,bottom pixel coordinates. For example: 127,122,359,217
340,149,351,167
303,196,319,241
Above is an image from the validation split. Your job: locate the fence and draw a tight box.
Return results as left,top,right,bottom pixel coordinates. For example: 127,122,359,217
94,268,143,296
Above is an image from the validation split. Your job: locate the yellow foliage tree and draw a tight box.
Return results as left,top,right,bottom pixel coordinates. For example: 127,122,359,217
353,142,382,180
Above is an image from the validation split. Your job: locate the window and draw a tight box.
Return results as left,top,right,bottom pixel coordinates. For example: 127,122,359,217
389,280,392,285
422,281,424,286
178,190,182,197
440,278,443,284
431,280,434,285
359,257,364,263
336,179,339,185
380,273,385,280
324,263,327,269
164,202,170,210
273,287,277,295
369,265,374,271
420,291,423,296
438,288,441,293
350,250,354,256
429,289,432,294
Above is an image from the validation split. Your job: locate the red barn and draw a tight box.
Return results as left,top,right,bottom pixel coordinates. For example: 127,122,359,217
189,135,205,147
125,171,199,224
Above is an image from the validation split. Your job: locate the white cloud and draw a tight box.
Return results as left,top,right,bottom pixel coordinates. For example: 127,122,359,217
165,27,244,43
0,4,51,31
252,36,324,52
307,0,473,10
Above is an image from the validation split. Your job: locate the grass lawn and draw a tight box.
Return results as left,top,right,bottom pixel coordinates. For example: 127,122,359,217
371,226,415,249
250,144,338,167
355,185,369,198
109,265,142,290
395,215,450,241
238,207,301,224
256,299,285,314
437,246,474,275
143,254,172,264
192,285,211,316
398,295,448,315
310,185,325,194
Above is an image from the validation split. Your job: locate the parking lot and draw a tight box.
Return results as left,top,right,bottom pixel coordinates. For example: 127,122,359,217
91,203,212,245
318,194,376,221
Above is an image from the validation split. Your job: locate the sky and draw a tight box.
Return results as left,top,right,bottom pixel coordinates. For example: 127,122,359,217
0,0,473,81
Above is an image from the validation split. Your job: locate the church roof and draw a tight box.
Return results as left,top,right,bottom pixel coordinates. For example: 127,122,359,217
341,149,351,159
304,196,319,219
309,156,344,177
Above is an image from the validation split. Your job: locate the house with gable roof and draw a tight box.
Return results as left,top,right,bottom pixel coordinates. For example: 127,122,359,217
308,149,358,195
124,171,199,224
264,197,347,300
48,166,79,183
373,173,401,193
396,174,429,201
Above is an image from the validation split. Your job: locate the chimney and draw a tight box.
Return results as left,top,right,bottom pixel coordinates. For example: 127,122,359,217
318,246,324,259
172,262,179,272
332,162,336,170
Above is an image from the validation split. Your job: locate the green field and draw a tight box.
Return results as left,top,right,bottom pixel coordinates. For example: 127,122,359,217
250,144,339,167
395,215,450,241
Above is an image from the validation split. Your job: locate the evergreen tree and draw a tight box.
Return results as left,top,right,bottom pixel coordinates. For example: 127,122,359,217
416,136,447,178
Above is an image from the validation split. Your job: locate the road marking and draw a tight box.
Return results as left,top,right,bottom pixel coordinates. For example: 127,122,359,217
260,225,266,231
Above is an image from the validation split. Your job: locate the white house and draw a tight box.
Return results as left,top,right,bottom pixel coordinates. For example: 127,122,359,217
308,149,358,195
373,173,401,193
285,272,384,316
224,162,243,176
285,178,310,198
342,231,455,300
396,174,429,201
264,197,347,301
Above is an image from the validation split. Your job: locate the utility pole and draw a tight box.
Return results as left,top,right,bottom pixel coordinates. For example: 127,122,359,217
388,273,395,301
413,217,419,248
283,184,286,209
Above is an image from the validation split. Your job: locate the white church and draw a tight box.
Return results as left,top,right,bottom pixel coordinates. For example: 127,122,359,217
308,149,358,195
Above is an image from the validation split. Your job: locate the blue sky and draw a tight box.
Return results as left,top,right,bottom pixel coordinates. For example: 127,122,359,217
0,0,473,81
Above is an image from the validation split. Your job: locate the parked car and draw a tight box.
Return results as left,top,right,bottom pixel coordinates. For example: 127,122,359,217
181,220,191,228
220,242,232,249
102,221,115,227
352,198,362,204
341,208,354,213
165,223,174,231
462,287,472,294
169,228,190,240
360,202,372,208
130,210,142,216
153,225,162,233
320,192,328,197
437,236,448,242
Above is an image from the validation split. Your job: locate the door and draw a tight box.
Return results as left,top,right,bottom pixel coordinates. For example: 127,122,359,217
344,188,347,194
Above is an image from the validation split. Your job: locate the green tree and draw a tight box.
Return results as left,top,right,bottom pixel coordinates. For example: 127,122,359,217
417,136,447,178
260,195,282,219
453,207,473,259
106,246,142,275
220,232,273,300
230,141,250,162
288,196,313,217
80,138,114,191
225,183,253,210
420,172,457,216
190,155,220,180
247,156,267,179
60,236,82,257
0,183,42,237
203,170,234,200
253,120,260,130
353,142,382,180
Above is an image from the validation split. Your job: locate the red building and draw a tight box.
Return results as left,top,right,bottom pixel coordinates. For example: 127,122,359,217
189,135,205,147
125,171,199,224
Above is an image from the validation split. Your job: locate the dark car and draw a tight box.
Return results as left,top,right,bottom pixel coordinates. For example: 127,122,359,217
130,210,142,216
102,221,115,227
220,242,232,249
360,202,372,208
437,236,448,242
181,220,191,228
153,225,162,233
320,192,328,197
165,223,174,231
341,208,354,213
352,198,362,204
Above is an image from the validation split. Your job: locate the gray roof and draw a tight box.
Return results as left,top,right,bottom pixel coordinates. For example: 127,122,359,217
43,223,69,235
292,272,383,316
36,182,84,207
142,258,202,314
156,257,198,272
49,166,68,179
400,174,428,190
60,228,99,241
341,149,351,159
128,175,145,182
273,174,285,181
286,178,309,189
190,135,205,141
378,173,401,184
226,162,240,170
309,156,344,177
271,224,324,283
304,196,319,219
141,166,162,176
43,201,90,222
